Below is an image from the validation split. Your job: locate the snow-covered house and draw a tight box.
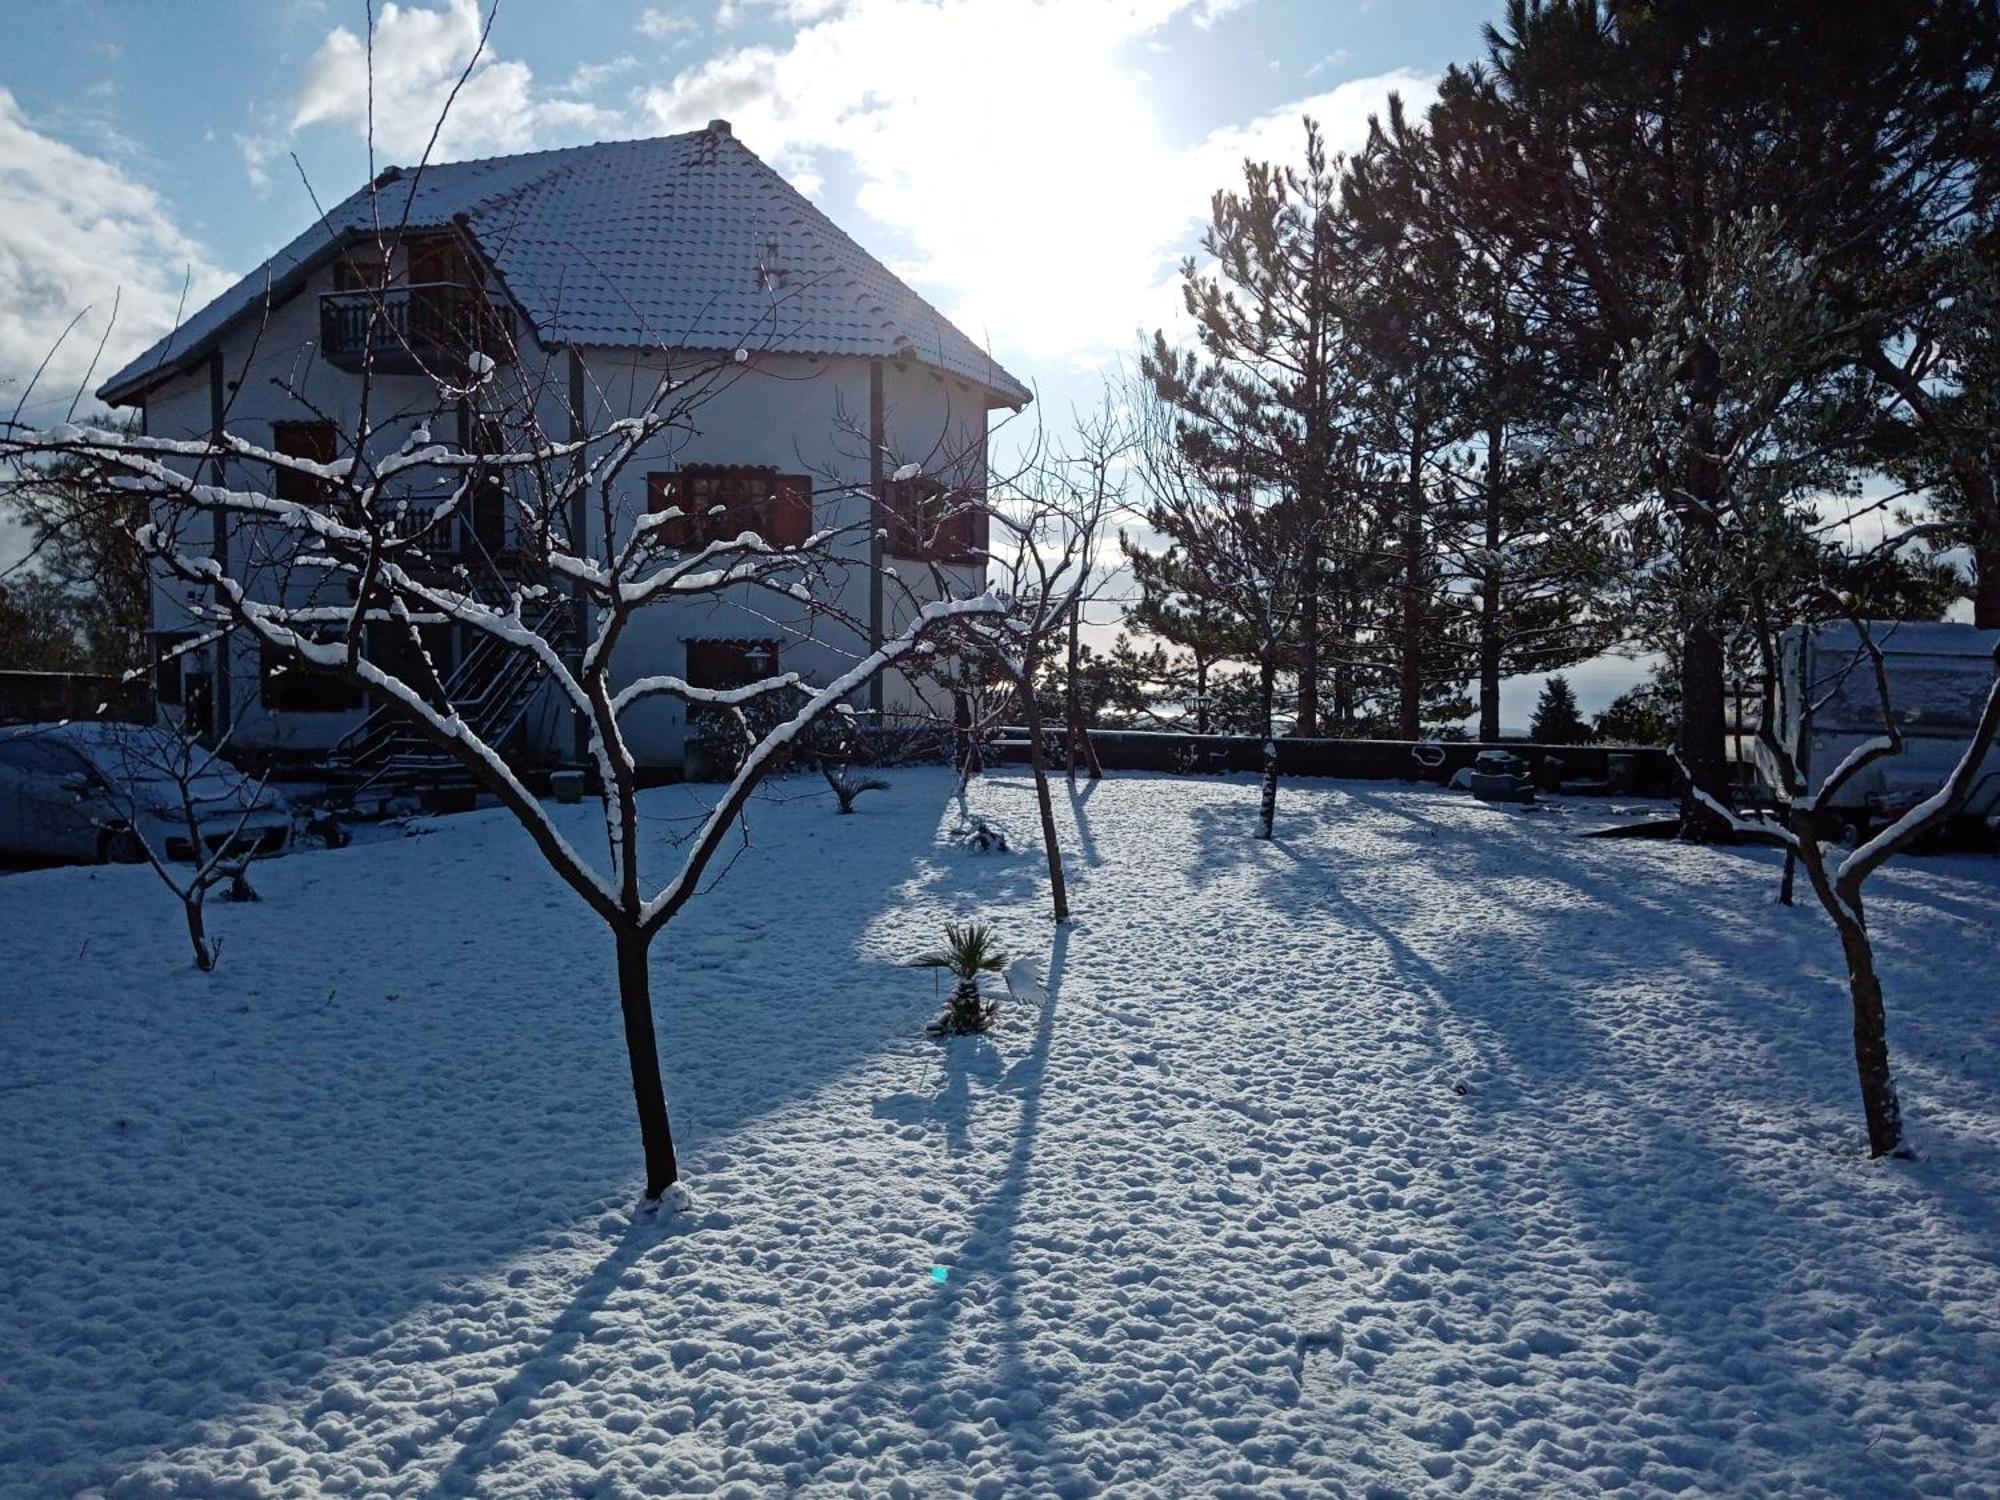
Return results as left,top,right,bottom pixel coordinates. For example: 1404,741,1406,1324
95,121,1029,777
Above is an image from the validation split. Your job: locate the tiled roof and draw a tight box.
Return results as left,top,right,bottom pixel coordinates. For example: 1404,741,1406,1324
99,125,1029,408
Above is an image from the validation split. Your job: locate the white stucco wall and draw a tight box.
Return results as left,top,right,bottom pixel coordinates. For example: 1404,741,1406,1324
563,348,992,765
139,242,481,756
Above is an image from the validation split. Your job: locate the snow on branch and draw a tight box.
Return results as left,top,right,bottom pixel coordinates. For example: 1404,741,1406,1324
637,592,1003,934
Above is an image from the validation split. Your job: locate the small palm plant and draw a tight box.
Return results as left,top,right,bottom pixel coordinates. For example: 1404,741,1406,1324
910,922,1008,1035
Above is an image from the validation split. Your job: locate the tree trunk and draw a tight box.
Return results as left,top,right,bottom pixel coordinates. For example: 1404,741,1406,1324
1679,618,1732,835
1797,826,1907,1160
1974,532,2000,630
1069,696,1103,780
184,895,214,972
1256,650,1279,840
1298,534,1320,738
1194,657,1210,736
613,923,680,1199
1022,683,1070,922
1399,437,1426,742
1064,601,1102,781
954,688,981,777
1834,916,1904,1158
1677,347,1732,835
1478,422,1504,744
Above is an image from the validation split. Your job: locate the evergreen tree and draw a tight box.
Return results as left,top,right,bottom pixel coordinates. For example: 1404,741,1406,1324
1594,679,1676,746
1430,0,1988,826
1,438,150,675
1152,119,1373,738
1530,674,1592,744
1857,221,2000,626
1343,91,1611,739
1122,538,1252,734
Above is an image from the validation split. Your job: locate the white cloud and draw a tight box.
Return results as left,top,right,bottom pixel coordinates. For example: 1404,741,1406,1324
290,0,618,162
561,55,641,94
1192,0,1255,26
237,130,284,192
637,0,1433,368
0,88,232,425
637,8,699,41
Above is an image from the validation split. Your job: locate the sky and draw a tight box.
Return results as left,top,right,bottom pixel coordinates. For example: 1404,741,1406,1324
2,0,1666,727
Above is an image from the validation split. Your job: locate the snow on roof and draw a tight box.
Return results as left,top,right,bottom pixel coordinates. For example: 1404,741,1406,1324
98,124,1030,410
1811,620,2000,659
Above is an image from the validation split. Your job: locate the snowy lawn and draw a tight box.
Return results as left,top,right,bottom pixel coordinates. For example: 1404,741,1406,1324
4,769,1999,1498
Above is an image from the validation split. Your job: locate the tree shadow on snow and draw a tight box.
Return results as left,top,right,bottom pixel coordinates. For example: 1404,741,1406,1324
5,777,1026,1496
1202,780,2000,1493
774,924,1096,1492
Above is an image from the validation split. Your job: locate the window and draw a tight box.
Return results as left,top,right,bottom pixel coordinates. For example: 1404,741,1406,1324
1819,655,1999,734
272,420,337,507
646,467,812,549
332,255,388,292
0,740,79,775
683,639,780,729
883,473,984,561
153,632,195,707
261,640,363,713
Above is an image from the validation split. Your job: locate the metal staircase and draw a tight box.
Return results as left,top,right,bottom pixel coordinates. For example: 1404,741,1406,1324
331,596,576,798
328,513,580,798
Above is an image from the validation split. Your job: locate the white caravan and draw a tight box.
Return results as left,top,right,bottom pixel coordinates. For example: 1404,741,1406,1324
1755,620,2000,842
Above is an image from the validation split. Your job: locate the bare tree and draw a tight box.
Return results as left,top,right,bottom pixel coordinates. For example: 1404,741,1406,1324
1054,402,1138,784
27,717,282,971
1684,609,2000,1158
5,349,1000,1206
964,425,1125,921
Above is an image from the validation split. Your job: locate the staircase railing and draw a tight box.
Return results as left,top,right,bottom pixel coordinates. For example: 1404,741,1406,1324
334,595,575,793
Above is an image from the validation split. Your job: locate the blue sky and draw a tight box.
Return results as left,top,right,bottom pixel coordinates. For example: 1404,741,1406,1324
2,0,1499,422
6,0,1664,725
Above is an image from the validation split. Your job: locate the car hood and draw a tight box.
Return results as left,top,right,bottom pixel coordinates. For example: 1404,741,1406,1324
124,775,289,816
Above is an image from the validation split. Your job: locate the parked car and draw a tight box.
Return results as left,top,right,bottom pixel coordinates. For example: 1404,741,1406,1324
0,721,292,866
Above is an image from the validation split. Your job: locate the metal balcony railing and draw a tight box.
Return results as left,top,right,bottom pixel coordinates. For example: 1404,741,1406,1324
318,283,515,377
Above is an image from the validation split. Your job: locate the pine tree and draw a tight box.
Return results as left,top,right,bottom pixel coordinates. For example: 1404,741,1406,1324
1433,0,1988,826
1122,539,1250,734
1594,679,1675,746
1530,674,1591,745
1154,119,1373,739
1344,92,1611,740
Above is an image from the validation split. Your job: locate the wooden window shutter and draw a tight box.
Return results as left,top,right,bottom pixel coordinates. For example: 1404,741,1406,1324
937,496,974,559
647,472,692,546
773,475,812,548
883,478,918,556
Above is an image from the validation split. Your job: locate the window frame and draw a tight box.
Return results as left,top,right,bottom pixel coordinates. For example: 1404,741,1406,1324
883,473,984,562
271,420,338,508
646,466,812,550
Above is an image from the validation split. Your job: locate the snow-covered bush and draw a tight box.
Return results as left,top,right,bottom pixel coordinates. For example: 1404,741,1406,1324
945,815,1010,853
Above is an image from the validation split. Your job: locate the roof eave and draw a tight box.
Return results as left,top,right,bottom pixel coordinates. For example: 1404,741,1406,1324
96,239,356,408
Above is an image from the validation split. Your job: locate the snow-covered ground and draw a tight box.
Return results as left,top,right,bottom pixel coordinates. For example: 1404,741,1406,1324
4,769,1999,1498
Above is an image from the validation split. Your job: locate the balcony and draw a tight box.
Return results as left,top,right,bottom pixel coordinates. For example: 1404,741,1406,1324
318,283,515,378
